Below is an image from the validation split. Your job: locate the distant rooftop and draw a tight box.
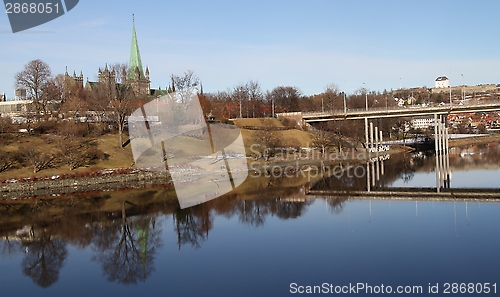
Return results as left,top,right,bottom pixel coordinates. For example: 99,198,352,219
435,76,449,81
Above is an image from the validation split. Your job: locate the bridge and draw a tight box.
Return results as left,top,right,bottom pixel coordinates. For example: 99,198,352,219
277,99,500,122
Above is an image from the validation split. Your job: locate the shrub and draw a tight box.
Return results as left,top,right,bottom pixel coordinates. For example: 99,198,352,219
86,147,106,162
33,121,59,135
58,122,89,138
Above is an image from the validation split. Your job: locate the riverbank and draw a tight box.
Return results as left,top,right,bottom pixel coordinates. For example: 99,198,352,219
448,133,500,147
0,132,497,199
0,146,408,199
0,170,172,199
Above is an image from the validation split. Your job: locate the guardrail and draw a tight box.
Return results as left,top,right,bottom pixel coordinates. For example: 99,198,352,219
301,98,500,119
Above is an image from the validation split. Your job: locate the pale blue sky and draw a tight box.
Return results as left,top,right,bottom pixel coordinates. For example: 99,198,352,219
1,0,500,98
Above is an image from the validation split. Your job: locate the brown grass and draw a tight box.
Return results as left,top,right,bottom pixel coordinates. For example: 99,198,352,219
0,133,134,180
0,120,317,180
232,118,284,128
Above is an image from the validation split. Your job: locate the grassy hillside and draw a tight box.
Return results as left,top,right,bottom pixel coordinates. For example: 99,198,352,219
0,119,316,180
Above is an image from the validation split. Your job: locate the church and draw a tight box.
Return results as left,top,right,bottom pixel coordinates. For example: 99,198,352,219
65,16,165,98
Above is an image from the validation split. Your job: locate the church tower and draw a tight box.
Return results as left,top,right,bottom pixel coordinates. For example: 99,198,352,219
127,15,150,96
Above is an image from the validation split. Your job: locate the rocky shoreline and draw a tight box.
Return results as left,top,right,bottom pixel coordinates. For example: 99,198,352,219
1,171,172,199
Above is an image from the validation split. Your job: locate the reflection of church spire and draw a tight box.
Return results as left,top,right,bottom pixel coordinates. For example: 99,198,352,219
135,219,150,273
128,14,145,80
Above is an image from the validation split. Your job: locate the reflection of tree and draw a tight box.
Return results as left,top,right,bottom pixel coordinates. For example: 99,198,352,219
274,201,312,219
21,228,68,288
326,198,347,214
0,236,22,257
92,202,161,285
237,200,270,227
396,153,416,183
174,204,213,249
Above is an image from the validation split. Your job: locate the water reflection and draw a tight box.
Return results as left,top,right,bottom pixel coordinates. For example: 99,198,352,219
174,204,212,249
91,202,162,284
0,143,499,289
22,228,67,288
313,142,500,192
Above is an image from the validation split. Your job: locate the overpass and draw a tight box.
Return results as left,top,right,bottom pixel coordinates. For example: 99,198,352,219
276,99,500,122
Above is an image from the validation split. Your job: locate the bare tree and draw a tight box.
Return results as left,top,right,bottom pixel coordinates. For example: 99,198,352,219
171,70,200,104
246,80,264,118
0,116,12,134
40,74,64,119
91,63,140,147
267,86,302,113
254,129,282,161
312,129,332,156
232,84,248,118
60,80,90,120
21,147,57,173
0,150,19,173
15,59,52,118
57,139,87,170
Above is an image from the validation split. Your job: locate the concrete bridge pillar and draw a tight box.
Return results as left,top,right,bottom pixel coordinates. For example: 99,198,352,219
364,117,369,150
370,121,374,151
434,114,451,192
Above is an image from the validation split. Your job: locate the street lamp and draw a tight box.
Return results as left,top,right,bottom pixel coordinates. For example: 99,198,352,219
271,97,275,118
449,81,452,106
461,73,465,102
343,92,347,114
363,82,368,111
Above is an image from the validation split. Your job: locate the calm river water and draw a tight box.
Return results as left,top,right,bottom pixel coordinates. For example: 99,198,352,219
1,143,500,296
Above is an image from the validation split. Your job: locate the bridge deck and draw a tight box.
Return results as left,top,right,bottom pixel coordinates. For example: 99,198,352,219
300,100,500,121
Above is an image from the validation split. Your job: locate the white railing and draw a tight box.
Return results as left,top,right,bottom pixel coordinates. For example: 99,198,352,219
302,98,500,118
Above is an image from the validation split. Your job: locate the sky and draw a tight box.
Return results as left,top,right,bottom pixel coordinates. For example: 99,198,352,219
1,0,500,99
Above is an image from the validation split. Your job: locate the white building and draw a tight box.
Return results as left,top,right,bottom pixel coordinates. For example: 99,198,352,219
435,76,449,88
411,117,435,130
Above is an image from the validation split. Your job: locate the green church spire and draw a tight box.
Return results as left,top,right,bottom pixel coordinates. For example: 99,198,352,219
128,14,145,80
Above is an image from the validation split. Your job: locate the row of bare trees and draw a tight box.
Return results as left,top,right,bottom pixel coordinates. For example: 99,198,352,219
16,60,476,129
13,60,404,125
203,83,404,121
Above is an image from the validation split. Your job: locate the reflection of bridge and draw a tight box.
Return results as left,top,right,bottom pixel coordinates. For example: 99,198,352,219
305,143,500,201
298,99,500,122
307,187,500,201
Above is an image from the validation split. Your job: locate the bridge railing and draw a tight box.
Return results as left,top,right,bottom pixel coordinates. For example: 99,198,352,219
302,98,500,118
